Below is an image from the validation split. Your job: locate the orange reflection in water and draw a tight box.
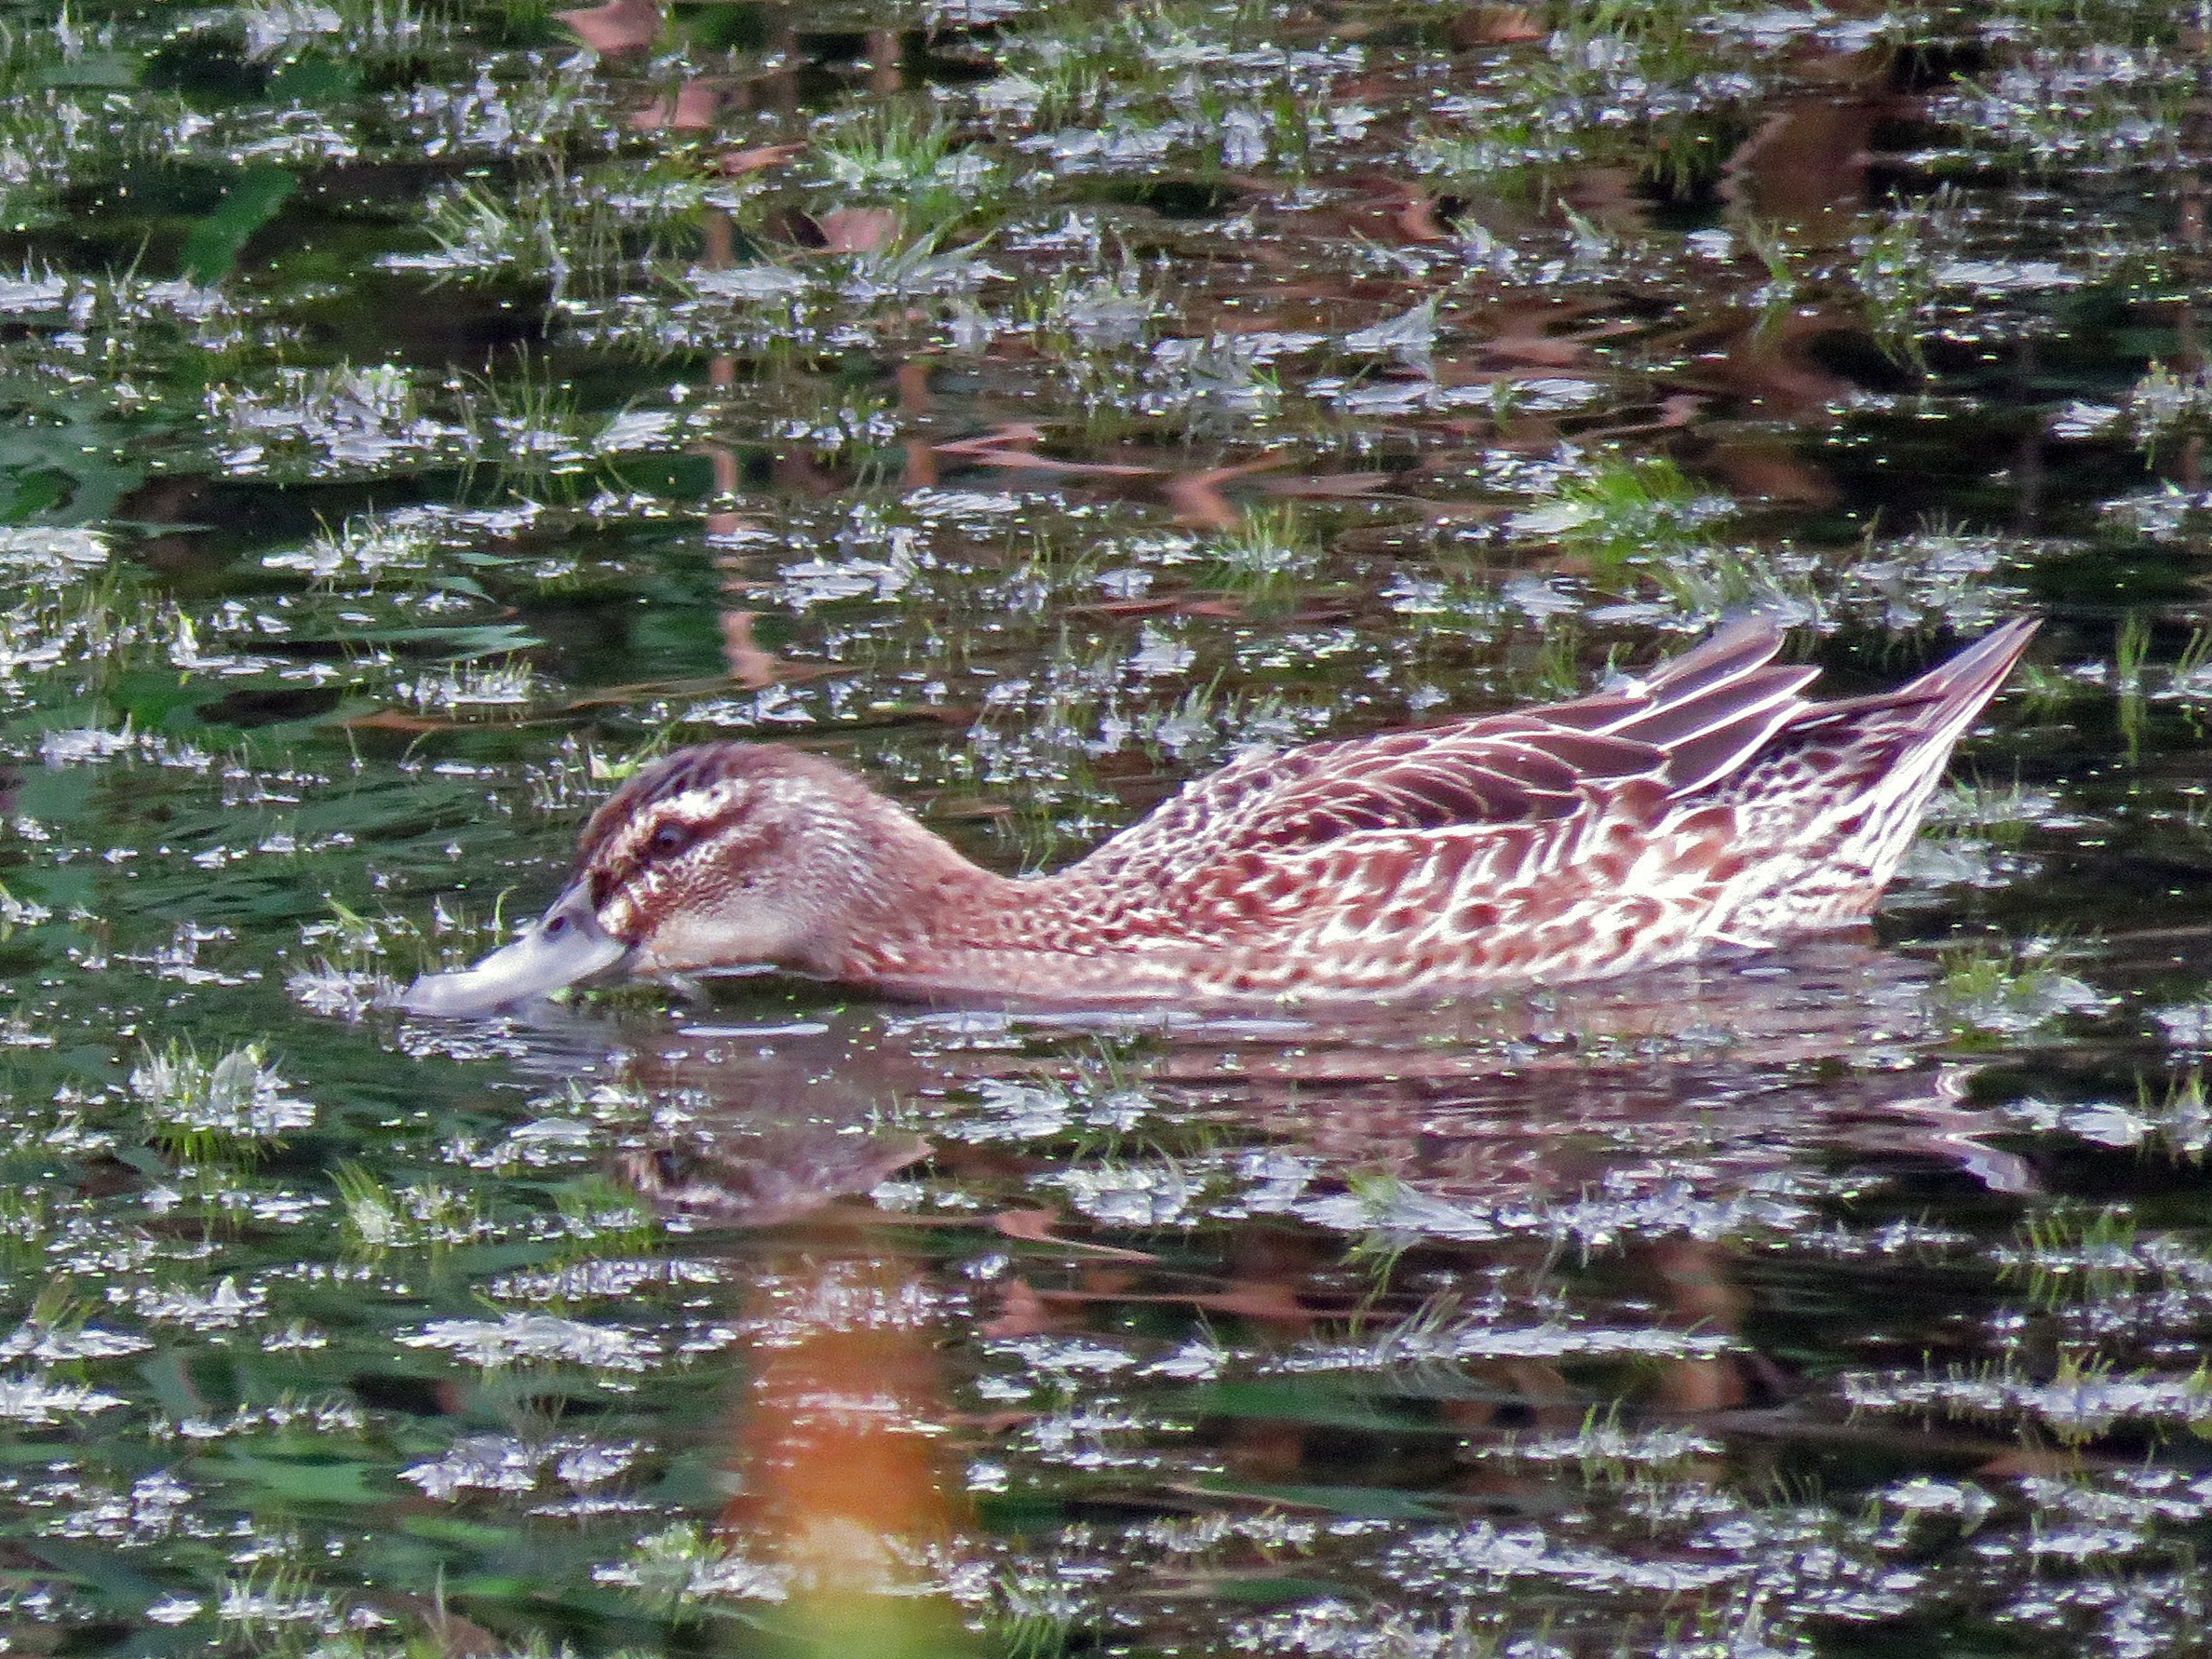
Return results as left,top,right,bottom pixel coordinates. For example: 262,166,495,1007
720,1246,978,1659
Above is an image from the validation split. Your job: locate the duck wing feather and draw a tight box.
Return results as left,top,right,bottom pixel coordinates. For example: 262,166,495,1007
1075,620,1827,890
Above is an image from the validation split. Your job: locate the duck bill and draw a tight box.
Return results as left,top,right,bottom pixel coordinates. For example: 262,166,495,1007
398,883,630,1017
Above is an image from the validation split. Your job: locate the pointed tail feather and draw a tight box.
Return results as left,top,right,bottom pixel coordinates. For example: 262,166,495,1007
1789,618,2040,739
1716,619,2042,937
1813,618,2039,914
1897,616,2040,735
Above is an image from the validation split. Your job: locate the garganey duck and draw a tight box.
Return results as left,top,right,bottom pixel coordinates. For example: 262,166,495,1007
402,616,2038,1015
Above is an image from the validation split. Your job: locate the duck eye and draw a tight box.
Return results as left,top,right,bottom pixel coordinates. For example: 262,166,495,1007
543,912,569,938
649,822,694,856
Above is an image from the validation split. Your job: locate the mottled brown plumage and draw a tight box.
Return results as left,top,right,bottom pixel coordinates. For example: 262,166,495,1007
534,617,2037,1007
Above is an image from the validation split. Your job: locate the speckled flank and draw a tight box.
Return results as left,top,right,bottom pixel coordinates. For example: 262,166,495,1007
573,619,2039,1005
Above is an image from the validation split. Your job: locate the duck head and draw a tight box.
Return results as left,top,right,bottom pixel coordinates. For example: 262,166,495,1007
400,744,944,1016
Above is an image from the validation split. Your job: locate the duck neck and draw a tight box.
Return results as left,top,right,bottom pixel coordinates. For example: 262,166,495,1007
793,795,1026,982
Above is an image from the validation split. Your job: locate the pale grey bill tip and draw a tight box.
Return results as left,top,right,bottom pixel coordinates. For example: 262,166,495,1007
397,884,628,1017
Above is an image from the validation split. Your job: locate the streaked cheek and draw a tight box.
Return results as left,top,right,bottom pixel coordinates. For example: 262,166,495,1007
596,878,656,943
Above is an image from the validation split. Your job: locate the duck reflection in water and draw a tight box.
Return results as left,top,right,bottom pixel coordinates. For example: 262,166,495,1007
456,927,2036,1521
470,924,2031,1235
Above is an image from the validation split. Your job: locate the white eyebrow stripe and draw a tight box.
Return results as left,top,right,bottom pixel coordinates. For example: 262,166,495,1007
597,779,754,870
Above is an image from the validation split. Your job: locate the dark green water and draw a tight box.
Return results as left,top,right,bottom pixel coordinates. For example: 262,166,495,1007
0,1,2209,1654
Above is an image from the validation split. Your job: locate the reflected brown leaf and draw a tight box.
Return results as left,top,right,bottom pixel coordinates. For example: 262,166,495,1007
557,666,839,712
981,1277,1052,1339
1704,307,1868,421
1162,453,1292,529
719,609,786,689
1260,470,1396,499
1706,437,1841,506
1328,174,1450,247
340,710,450,734
936,424,1159,478
721,142,805,177
1072,598,1185,619
1724,97,1888,240
629,78,725,131
992,1207,1159,1260
1033,1284,1312,1322
806,207,903,254
1396,191,1447,243
933,421,1048,457
1450,5,1545,44
1479,307,1608,369
1973,1449,2098,1480
554,0,661,52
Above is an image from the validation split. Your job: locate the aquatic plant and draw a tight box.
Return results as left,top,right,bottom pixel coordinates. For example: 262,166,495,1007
1926,936,2107,1041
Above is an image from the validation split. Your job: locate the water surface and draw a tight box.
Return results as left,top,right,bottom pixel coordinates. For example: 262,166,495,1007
0,1,2209,1654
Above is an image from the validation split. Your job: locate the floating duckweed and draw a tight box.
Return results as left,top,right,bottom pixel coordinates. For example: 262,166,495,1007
333,1163,492,1254
1927,937,2108,1040
399,656,541,714
129,1041,313,1157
